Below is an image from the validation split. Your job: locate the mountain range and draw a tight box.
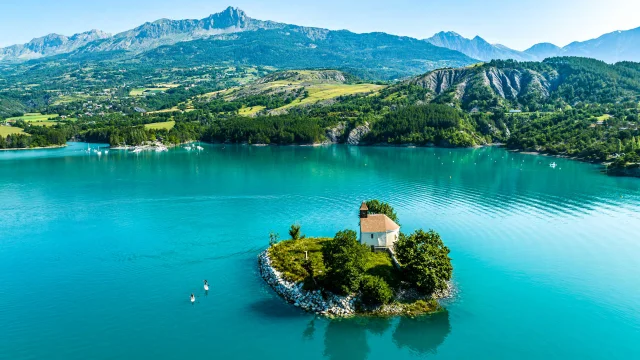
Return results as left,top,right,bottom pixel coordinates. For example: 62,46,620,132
425,32,536,62
426,28,640,63
1,6,640,77
0,7,474,79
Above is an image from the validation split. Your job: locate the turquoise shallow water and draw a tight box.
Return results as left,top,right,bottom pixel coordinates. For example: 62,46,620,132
1,142,639,359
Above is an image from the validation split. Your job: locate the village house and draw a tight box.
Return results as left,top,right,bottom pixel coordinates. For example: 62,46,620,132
359,202,400,249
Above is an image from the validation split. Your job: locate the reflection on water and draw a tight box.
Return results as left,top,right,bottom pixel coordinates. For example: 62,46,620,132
320,311,451,359
393,311,452,356
323,318,370,360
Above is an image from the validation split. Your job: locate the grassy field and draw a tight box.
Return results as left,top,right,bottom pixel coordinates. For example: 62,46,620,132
278,84,383,110
144,121,176,130
0,126,26,136
596,114,612,121
238,105,267,116
6,113,59,122
268,237,399,285
130,88,171,96
29,121,58,127
52,94,89,105
146,108,181,115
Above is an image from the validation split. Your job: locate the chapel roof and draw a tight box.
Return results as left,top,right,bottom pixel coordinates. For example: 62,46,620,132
360,214,400,233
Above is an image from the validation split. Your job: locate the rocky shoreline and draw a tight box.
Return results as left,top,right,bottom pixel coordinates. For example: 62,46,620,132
258,249,452,318
258,250,357,317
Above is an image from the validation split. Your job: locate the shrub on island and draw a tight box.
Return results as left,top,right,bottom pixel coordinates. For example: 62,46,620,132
321,230,369,294
395,229,453,295
360,275,393,306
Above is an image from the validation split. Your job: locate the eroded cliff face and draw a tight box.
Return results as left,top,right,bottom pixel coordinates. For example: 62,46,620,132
347,123,371,145
408,66,559,105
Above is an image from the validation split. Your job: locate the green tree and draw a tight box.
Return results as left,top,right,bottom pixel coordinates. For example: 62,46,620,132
394,229,452,294
289,223,302,240
269,232,279,247
364,200,400,224
322,229,369,294
359,275,393,306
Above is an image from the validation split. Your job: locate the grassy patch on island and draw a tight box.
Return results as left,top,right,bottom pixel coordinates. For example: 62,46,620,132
268,237,401,287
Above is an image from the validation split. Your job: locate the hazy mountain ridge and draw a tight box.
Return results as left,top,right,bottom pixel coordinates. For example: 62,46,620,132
425,32,534,61
428,27,640,64
0,30,110,61
524,28,640,62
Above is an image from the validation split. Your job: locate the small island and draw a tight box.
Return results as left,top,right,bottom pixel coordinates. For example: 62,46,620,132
258,200,453,317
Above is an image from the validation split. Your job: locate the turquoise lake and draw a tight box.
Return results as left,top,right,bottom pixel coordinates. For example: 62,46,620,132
1,142,639,359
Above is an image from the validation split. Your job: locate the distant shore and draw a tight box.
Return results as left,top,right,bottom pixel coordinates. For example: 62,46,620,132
507,148,640,178
0,144,67,151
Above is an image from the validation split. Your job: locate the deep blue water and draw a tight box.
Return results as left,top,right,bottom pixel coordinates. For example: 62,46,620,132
1,142,639,359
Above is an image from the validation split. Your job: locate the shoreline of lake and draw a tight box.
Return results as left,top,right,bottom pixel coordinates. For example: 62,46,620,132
0,144,67,151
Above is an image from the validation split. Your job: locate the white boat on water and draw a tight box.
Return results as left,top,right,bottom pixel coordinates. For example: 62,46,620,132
550,162,557,168
196,146,204,151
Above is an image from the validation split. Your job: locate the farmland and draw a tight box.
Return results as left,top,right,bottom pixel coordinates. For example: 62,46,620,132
6,113,59,122
144,121,176,130
0,126,26,136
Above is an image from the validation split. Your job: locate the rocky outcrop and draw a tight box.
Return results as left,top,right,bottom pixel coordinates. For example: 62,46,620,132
258,250,356,317
408,65,559,108
326,122,347,143
347,122,370,145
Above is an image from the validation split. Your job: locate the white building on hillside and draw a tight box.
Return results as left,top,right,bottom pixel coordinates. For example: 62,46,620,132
359,202,400,248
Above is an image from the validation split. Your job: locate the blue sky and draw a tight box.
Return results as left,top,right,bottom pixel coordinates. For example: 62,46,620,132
1,0,639,50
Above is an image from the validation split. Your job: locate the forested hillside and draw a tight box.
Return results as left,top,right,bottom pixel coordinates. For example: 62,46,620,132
1,58,639,176
402,58,640,112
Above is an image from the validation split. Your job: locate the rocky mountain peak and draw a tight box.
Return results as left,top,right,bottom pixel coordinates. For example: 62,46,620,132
201,6,249,29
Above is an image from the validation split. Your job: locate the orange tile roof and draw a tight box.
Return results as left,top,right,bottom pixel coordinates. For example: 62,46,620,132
360,214,400,233
360,202,369,211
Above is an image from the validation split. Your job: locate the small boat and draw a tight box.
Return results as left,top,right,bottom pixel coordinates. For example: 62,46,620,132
190,294,195,303
133,147,143,154
550,162,557,168
204,280,209,291
196,146,204,151
104,150,109,155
